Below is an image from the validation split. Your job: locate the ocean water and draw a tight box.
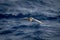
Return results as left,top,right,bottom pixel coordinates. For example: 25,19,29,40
0,0,60,40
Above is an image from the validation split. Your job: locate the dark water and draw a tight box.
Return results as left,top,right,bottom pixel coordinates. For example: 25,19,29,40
0,0,60,40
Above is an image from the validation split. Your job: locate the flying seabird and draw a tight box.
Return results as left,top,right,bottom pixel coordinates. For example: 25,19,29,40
23,17,42,24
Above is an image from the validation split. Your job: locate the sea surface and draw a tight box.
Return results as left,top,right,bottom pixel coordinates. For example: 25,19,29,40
0,0,60,40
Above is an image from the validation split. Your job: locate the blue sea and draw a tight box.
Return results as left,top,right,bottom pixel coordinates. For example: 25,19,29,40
0,0,60,40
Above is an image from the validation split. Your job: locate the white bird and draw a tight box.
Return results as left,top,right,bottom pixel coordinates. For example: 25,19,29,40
23,17,42,24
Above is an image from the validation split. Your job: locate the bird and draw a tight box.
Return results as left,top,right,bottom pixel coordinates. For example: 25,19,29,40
22,17,42,24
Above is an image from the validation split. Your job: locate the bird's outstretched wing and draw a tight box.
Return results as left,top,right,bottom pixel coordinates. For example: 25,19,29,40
31,17,42,23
